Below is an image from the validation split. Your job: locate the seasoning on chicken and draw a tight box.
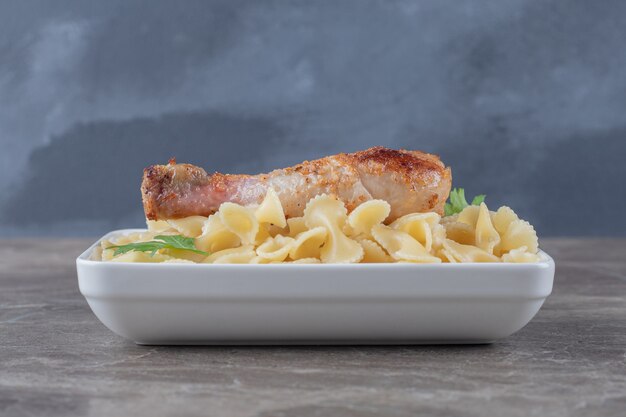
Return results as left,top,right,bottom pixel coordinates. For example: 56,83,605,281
142,147,452,222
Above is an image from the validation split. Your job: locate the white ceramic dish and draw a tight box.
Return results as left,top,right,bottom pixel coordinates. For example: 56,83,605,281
77,229,555,345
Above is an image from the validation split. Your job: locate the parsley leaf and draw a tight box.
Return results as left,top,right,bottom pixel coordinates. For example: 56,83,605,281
106,234,208,257
471,194,486,206
444,188,486,216
152,235,201,251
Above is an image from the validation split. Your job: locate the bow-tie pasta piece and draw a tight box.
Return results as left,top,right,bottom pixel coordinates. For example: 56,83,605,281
219,202,259,244
304,195,364,263
390,212,440,252
147,219,176,234
163,247,208,263
109,231,156,246
431,223,447,251
358,238,393,263
286,217,307,237
491,206,519,235
167,215,208,238
256,235,295,262
254,223,272,246
436,248,458,263
289,257,321,264
442,220,475,245
270,258,322,264
110,251,172,263
268,223,289,238
347,200,391,238
249,256,272,264
500,219,539,254
474,203,501,255
457,205,480,228
203,245,256,264
289,227,327,260
501,246,541,263
255,188,287,228
100,240,119,261
440,213,458,224
442,239,499,263
371,224,440,263
195,215,241,253
162,258,195,264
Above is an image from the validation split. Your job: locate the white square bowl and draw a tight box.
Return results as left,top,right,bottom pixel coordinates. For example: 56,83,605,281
77,229,555,345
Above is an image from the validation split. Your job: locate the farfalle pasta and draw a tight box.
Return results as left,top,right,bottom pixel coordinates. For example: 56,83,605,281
285,217,307,237
219,203,259,244
501,246,541,263
195,215,240,253
371,224,441,263
439,239,499,263
166,216,207,238
390,212,440,252
204,245,256,264
347,200,391,238
358,238,392,263
474,203,501,255
100,190,541,264
304,195,364,263
289,227,327,260
255,188,287,228
255,235,294,262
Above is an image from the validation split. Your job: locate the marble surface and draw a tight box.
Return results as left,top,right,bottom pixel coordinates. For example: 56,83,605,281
0,239,625,417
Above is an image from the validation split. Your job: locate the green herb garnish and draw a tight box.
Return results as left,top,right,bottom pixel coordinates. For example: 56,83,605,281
107,235,208,257
444,188,486,216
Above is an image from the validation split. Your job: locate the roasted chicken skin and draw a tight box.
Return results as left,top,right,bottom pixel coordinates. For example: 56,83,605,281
142,147,452,222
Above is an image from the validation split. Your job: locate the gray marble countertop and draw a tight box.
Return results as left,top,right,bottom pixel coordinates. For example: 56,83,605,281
1,239,625,417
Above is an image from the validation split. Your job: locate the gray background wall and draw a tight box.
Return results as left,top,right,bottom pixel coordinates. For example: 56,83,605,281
1,0,625,237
